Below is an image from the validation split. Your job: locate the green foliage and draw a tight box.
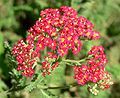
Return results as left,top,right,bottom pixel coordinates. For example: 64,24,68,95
0,0,120,98
0,33,4,55
45,62,66,96
24,73,44,92
0,79,7,98
0,0,18,30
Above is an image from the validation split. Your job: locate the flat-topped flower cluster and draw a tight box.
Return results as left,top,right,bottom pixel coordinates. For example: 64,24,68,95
74,46,112,87
12,6,112,94
12,6,100,77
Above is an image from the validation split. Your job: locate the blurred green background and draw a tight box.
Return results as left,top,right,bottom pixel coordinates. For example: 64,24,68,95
0,0,120,98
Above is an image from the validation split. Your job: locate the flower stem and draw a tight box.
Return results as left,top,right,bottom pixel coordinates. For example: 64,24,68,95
39,82,78,90
62,59,86,65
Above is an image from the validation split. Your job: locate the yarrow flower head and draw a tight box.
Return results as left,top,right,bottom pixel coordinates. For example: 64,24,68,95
73,46,113,95
12,39,40,77
11,6,113,95
28,6,100,56
12,6,100,77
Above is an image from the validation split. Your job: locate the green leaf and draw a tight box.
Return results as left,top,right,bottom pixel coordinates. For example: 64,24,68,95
0,79,7,92
0,79,7,98
44,62,66,96
0,33,4,55
35,0,48,8
25,73,44,92
3,31,21,42
30,89,58,98
71,0,81,10
109,45,120,65
13,5,33,11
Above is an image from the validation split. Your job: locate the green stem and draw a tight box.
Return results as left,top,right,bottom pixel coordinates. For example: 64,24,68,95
39,82,78,90
62,59,86,65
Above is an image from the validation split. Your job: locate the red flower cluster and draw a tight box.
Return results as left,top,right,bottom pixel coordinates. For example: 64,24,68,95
12,40,40,77
42,52,59,76
28,6,100,56
12,6,101,77
74,46,111,86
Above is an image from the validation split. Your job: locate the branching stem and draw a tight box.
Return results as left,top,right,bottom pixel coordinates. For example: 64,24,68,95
62,58,86,65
